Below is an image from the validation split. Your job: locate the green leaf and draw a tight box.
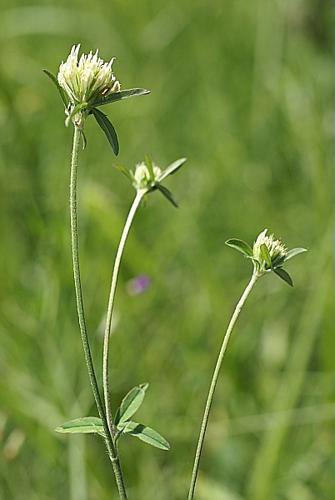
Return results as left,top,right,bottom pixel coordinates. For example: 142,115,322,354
92,108,119,155
260,243,272,267
284,247,307,262
158,158,187,182
80,130,87,150
55,417,105,436
271,254,286,268
43,69,67,106
115,383,149,426
115,164,132,181
274,267,293,287
144,155,155,181
119,421,170,450
157,184,178,208
93,88,150,107
225,239,253,257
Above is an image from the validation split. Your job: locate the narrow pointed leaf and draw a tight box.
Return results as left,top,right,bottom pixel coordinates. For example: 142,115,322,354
225,239,253,257
144,155,155,181
43,69,67,106
92,108,119,155
284,247,307,262
158,158,187,182
119,421,170,450
260,243,272,267
114,407,121,427
274,267,293,287
80,130,87,150
271,254,286,268
115,383,149,426
55,417,105,436
115,164,132,181
157,184,178,207
93,88,150,108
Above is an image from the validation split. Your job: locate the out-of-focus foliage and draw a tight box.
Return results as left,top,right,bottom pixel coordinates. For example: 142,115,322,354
0,1,333,499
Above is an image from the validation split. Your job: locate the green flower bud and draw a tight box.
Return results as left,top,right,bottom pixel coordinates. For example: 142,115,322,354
132,162,162,191
116,157,186,207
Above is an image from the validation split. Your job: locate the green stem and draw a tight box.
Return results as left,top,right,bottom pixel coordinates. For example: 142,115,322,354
103,190,144,433
69,125,128,500
187,272,259,500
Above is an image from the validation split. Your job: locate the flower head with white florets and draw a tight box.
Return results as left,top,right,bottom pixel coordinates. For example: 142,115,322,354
43,44,150,154
226,229,307,286
132,162,162,191
57,44,120,107
253,229,287,271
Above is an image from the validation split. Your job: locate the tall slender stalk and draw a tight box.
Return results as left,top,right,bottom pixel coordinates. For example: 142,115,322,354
102,190,144,433
69,125,128,500
188,271,259,500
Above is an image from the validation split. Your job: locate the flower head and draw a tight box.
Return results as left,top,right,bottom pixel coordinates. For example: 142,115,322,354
253,229,287,270
226,229,307,286
57,44,120,106
117,157,186,207
132,162,162,191
44,45,150,146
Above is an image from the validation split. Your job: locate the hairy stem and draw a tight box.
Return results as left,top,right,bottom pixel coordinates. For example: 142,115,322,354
188,272,259,499
70,125,128,499
103,190,144,433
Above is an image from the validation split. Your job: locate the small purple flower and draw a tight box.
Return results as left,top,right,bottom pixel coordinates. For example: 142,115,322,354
127,275,151,296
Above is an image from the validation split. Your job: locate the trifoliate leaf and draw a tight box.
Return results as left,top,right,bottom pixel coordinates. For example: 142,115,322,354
92,108,119,155
225,239,253,257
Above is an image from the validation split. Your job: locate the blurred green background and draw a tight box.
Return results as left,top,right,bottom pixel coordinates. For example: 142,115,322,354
0,0,334,499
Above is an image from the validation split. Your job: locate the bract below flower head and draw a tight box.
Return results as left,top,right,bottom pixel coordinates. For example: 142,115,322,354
133,162,162,191
57,44,120,106
253,229,287,270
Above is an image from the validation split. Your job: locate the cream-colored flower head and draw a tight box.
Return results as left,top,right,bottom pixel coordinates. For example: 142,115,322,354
253,229,287,269
57,44,120,105
133,162,162,191
226,229,306,286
